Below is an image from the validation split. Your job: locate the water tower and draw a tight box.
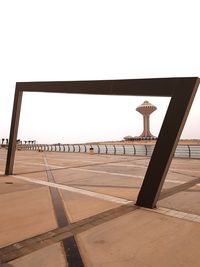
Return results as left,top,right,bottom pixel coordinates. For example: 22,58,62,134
136,100,157,139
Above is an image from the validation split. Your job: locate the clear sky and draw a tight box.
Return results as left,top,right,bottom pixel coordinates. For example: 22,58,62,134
0,1,199,144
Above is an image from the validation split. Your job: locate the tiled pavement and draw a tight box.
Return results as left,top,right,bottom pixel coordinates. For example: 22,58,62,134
0,149,200,266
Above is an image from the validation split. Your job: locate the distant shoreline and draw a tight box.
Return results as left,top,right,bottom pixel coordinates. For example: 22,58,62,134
86,139,200,145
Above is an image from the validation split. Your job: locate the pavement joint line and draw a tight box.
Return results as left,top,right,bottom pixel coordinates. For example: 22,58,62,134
15,160,63,169
43,155,85,267
11,158,200,174
116,162,200,174
170,170,200,180
159,177,200,200
10,158,147,173
12,173,133,205
171,161,200,165
0,164,134,205
0,204,138,263
2,150,200,164
165,179,185,184
66,168,200,187
42,164,198,185
0,173,132,205
140,206,200,224
170,168,200,173
3,169,197,205
103,163,147,169
1,168,200,188
19,159,147,169
2,156,200,182
73,167,144,179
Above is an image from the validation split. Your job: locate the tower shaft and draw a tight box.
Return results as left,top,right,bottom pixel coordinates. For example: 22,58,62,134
140,114,154,138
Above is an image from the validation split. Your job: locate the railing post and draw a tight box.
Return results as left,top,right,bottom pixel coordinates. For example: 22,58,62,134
188,145,191,158
84,145,87,153
113,145,116,155
144,145,147,156
133,145,136,155
73,145,75,153
122,145,125,155
105,144,108,154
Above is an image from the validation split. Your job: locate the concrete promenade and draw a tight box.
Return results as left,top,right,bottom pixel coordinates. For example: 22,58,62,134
0,149,200,266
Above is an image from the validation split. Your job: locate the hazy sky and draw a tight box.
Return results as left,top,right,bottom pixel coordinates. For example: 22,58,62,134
0,1,199,144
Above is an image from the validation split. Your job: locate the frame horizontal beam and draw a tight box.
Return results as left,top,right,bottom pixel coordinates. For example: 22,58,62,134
16,77,198,96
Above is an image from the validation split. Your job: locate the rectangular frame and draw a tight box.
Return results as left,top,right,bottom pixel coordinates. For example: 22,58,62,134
5,77,200,208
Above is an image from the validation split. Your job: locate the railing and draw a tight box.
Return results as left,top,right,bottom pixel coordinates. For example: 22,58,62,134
19,143,200,159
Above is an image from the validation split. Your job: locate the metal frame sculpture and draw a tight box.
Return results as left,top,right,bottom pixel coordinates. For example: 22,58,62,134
5,77,200,208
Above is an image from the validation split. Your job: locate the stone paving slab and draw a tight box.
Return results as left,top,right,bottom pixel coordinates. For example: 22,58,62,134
0,186,57,248
159,185,200,215
61,190,119,223
8,243,67,267
74,185,139,201
0,175,42,195
77,209,200,267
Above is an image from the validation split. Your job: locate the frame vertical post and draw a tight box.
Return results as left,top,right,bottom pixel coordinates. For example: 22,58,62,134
5,88,23,175
136,79,199,208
